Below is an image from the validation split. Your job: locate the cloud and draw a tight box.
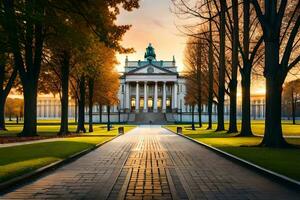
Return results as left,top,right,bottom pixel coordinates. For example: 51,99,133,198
152,19,166,29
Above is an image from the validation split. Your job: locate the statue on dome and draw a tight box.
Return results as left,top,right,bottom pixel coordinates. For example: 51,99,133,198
144,43,156,61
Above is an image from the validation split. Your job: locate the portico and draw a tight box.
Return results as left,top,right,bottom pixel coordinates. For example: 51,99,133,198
124,80,178,113
118,43,186,115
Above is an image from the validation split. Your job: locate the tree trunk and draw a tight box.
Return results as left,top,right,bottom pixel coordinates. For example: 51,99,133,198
262,77,287,147
198,103,202,128
19,80,38,136
292,91,296,125
239,67,253,136
0,98,6,130
107,105,111,131
228,82,238,133
75,100,78,123
216,0,226,132
99,104,102,123
76,75,86,133
191,105,195,130
0,60,6,131
207,20,214,130
58,52,70,135
0,59,17,131
228,0,239,133
239,0,253,137
261,41,287,147
88,78,94,132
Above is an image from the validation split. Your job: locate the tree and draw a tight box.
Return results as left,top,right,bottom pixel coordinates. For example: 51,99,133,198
251,0,300,147
5,98,23,122
184,37,209,128
238,0,263,137
283,79,300,124
215,0,227,132
94,65,119,131
2,0,48,136
84,41,117,132
0,52,17,130
227,0,239,133
1,0,139,136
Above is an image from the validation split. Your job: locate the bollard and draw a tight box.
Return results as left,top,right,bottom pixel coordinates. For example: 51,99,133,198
177,127,182,134
118,127,124,135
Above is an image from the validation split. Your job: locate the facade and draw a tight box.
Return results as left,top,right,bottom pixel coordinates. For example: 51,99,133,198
118,44,186,114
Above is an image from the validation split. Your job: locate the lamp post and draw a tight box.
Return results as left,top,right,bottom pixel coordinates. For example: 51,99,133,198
118,105,121,124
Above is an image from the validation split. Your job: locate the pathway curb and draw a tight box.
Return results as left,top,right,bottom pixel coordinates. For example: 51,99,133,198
163,127,300,191
0,134,121,192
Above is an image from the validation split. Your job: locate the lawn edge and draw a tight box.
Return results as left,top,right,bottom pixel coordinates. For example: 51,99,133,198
163,127,300,191
0,134,121,193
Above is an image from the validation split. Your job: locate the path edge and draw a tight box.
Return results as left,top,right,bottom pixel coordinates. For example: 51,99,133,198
163,127,300,191
0,134,122,192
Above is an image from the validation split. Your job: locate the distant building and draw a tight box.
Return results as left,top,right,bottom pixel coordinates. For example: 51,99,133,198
118,43,187,114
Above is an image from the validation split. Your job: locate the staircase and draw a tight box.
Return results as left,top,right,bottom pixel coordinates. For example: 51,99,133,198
128,113,136,122
133,113,167,125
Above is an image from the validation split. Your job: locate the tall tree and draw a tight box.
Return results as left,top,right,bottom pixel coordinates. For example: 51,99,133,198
237,0,263,137
215,0,226,131
227,0,239,133
2,0,47,136
94,64,119,131
251,0,300,147
85,41,117,132
184,37,209,128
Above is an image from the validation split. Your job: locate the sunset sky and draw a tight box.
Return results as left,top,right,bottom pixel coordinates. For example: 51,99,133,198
115,0,267,94
116,0,186,72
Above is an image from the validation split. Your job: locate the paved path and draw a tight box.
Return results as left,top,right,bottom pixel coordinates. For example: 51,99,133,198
1,127,299,200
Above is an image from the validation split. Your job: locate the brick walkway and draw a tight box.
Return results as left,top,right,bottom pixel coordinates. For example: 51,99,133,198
1,127,299,200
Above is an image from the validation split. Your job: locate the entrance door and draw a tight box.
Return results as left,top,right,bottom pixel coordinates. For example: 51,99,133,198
131,97,136,112
166,98,172,112
148,97,153,112
157,98,162,111
140,98,144,110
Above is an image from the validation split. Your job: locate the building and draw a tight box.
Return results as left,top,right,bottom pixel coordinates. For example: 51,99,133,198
118,43,186,114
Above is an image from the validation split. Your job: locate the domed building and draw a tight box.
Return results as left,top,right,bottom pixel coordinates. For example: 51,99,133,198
118,44,186,115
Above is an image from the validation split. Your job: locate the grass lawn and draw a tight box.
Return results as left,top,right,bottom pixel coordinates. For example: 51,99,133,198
0,124,136,183
165,124,300,181
0,122,136,137
174,120,300,136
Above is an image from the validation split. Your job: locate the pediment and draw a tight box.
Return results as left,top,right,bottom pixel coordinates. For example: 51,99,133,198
127,64,175,75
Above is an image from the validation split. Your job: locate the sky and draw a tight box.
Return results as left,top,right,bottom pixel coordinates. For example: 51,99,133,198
115,0,268,95
116,0,186,72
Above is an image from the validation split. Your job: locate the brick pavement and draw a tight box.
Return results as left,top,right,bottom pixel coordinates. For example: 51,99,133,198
1,127,300,199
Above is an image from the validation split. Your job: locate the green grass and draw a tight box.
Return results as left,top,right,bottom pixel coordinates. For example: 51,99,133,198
165,124,300,181
0,123,136,137
0,124,136,183
172,120,300,136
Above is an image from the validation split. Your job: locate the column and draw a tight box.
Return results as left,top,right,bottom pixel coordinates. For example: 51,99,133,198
125,82,130,111
162,81,166,113
143,81,148,112
135,81,139,112
172,82,178,111
154,81,158,112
